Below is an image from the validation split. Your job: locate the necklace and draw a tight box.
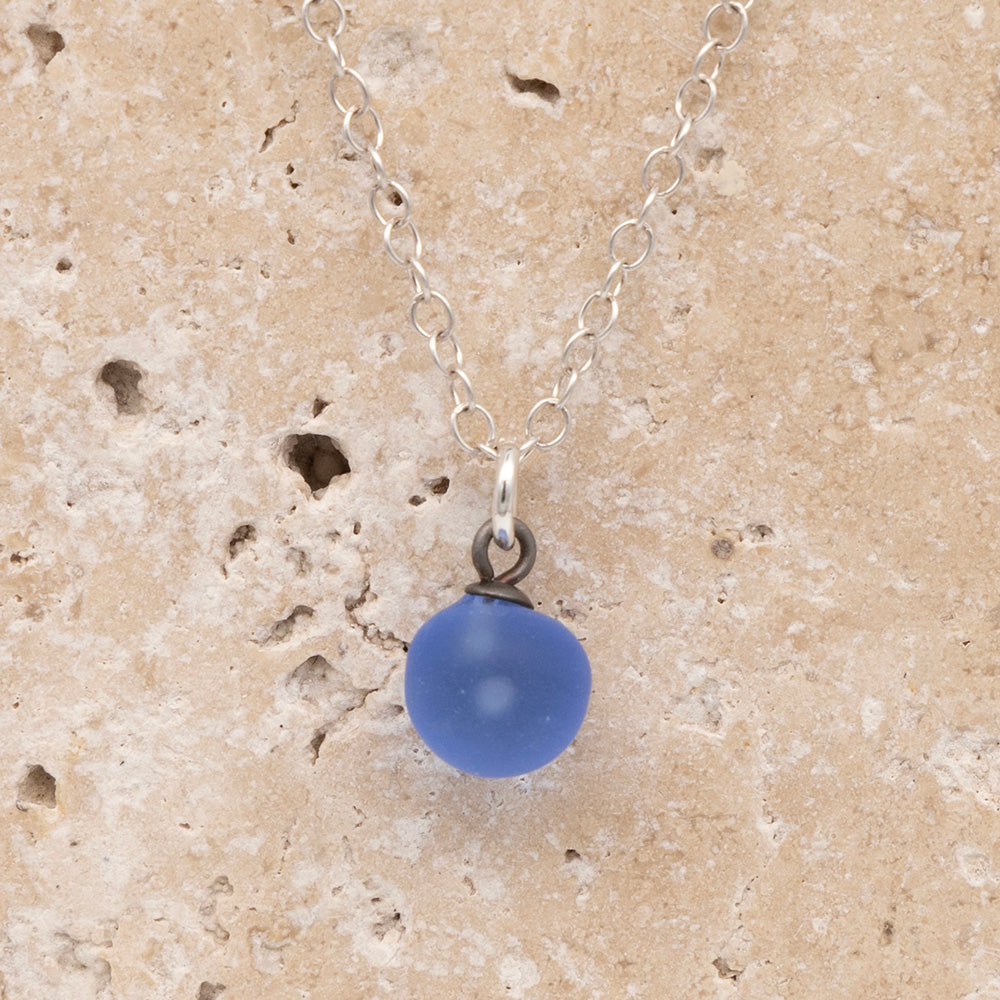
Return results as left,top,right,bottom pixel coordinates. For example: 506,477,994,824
300,0,755,777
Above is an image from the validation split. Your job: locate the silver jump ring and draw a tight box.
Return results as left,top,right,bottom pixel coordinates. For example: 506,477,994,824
675,74,717,124
370,180,412,226
302,0,346,44
692,38,726,82
429,328,464,376
330,66,371,117
491,442,519,549
704,2,749,52
609,218,655,270
577,291,620,340
343,105,383,154
641,146,686,198
636,186,660,227
410,289,455,339
525,397,571,450
561,328,600,375
451,402,497,455
384,218,422,268
448,368,475,409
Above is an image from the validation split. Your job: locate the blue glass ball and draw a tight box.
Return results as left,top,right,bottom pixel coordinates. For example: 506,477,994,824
405,594,591,777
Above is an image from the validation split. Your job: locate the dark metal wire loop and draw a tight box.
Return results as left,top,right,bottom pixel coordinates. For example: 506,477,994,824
471,518,536,585
466,519,537,608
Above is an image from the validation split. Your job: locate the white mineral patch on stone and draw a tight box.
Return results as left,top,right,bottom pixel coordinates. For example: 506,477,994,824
964,3,986,29
859,695,885,737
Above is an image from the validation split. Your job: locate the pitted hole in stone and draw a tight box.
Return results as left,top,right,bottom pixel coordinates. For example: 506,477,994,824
99,359,144,415
309,729,326,763
408,495,426,506
55,257,72,272
209,875,233,895
283,433,349,494
564,849,582,862
269,605,314,643
228,524,256,559
711,538,734,560
17,764,56,809
287,654,335,703
312,397,329,417
287,547,309,576
743,523,774,543
506,72,561,104
694,146,726,171
26,23,65,65
713,957,741,981
369,898,403,941
427,476,450,495
197,985,226,1000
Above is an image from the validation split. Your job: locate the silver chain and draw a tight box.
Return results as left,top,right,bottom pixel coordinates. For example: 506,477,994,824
302,0,754,462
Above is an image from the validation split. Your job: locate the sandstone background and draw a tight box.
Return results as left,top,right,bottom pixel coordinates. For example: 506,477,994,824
2,1,999,997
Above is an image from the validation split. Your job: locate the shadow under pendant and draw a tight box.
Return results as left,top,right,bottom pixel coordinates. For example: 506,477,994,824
405,520,592,778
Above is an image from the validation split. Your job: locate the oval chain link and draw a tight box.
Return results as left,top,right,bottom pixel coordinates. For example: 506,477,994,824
301,0,754,461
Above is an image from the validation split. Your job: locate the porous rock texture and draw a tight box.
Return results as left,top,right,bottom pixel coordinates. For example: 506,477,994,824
2,1,1000,997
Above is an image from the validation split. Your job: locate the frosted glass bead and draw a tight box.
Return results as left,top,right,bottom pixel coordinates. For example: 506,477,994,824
405,594,591,777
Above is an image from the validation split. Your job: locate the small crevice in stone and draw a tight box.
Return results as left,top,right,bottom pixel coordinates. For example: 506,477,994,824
260,102,299,153
506,71,560,103
253,605,314,646
427,475,450,495
345,577,372,614
741,523,774,543
197,984,226,1000
309,729,326,763
712,957,742,981
287,547,310,576
289,656,378,753
55,256,72,272
228,524,257,560
17,764,56,810
27,23,65,66
364,887,405,941
288,655,344,704
99,359,144,415
345,575,409,652
371,908,402,941
283,433,350,494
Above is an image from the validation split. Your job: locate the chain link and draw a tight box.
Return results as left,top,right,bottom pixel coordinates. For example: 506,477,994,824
301,0,754,461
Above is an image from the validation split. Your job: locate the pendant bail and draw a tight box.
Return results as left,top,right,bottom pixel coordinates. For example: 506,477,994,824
492,440,519,550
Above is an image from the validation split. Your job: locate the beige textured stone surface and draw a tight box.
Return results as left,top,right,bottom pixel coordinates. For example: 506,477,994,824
2,0,1000,997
